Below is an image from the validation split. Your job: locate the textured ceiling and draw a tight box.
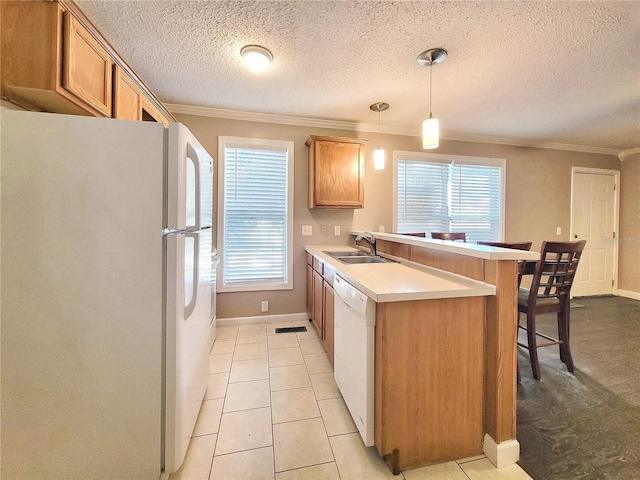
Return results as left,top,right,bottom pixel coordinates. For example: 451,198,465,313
78,0,640,153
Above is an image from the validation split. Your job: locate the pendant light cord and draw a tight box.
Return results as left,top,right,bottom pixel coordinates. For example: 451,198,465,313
429,61,433,118
378,109,381,149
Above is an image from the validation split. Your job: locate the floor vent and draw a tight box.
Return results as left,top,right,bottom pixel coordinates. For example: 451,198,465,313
275,326,307,334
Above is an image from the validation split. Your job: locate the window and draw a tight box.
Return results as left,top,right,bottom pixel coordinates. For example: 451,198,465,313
217,137,294,292
394,151,505,243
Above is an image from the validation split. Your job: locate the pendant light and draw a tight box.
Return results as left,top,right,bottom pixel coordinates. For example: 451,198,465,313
417,48,447,149
370,102,389,170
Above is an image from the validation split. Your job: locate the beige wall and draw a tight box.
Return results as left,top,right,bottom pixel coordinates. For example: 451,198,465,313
619,154,640,295
175,112,632,318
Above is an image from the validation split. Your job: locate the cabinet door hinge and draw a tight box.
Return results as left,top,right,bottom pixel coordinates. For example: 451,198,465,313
613,231,616,239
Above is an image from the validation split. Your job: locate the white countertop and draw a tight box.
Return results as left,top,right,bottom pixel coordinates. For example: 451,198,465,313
351,231,540,261
305,245,496,303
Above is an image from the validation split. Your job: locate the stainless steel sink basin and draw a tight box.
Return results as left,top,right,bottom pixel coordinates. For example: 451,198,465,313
323,250,369,258
336,256,396,264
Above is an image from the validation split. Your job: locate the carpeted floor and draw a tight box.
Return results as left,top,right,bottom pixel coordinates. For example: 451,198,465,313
516,296,640,479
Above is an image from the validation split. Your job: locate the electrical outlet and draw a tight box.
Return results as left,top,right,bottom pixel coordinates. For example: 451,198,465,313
302,225,312,236
321,225,328,236
556,227,562,235
379,225,385,233
261,301,269,312
334,226,341,236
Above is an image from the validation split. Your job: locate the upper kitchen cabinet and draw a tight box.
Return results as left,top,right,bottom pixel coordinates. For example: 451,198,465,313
113,65,141,121
113,66,171,126
306,135,366,209
1,0,174,125
63,11,112,116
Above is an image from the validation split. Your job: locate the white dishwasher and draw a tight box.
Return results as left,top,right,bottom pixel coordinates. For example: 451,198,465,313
333,274,376,446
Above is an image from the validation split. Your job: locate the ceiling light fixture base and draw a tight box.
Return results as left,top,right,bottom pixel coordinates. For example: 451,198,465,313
240,44,273,72
369,102,390,113
417,48,447,67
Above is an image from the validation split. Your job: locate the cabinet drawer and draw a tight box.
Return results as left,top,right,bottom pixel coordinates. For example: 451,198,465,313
322,263,337,284
312,256,322,272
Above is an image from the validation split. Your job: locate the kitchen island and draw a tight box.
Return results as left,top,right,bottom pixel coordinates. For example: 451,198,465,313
306,235,538,472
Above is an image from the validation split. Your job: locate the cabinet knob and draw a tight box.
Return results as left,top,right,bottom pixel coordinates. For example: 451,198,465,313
574,234,578,239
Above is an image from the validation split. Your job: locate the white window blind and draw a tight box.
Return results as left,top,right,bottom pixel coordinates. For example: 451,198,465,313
218,137,293,292
395,153,504,243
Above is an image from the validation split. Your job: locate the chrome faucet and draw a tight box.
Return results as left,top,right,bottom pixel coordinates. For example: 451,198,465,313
355,232,377,256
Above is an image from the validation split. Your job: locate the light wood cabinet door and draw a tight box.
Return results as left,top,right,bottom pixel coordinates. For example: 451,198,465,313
306,264,314,319
113,65,141,121
62,11,112,116
312,269,324,337
141,95,170,126
307,135,366,209
323,281,335,367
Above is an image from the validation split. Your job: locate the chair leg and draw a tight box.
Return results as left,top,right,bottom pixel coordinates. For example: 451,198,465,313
557,300,574,372
526,311,541,380
516,311,521,383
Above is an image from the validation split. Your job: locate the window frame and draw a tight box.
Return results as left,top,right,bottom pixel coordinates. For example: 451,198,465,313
392,150,506,242
217,136,294,292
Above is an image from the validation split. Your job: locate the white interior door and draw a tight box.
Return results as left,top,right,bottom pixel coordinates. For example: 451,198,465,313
571,170,618,297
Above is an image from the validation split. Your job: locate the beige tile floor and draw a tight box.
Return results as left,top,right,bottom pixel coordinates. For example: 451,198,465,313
169,321,533,480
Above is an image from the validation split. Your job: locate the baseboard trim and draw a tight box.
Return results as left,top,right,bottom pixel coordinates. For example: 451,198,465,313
617,289,640,301
483,434,520,468
217,312,310,327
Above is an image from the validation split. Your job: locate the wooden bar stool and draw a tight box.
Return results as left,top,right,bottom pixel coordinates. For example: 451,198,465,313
517,240,586,380
431,232,466,242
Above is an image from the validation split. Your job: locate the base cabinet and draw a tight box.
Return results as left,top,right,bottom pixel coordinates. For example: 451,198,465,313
323,282,335,367
375,297,485,472
306,252,336,365
312,269,324,337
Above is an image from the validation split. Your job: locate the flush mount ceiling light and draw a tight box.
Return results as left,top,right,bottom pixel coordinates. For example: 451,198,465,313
370,102,389,170
240,44,273,73
417,48,447,149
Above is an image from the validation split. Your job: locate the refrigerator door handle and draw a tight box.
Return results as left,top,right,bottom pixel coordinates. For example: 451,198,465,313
186,144,201,231
184,231,199,320
162,228,189,236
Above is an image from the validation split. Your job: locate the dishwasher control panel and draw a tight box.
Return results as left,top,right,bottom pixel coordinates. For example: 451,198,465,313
334,275,373,318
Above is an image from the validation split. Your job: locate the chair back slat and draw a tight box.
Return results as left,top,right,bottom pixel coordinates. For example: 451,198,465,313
477,241,533,286
431,232,466,242
531,241,586,300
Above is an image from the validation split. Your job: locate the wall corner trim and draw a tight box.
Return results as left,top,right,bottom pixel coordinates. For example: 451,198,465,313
483,433,520,468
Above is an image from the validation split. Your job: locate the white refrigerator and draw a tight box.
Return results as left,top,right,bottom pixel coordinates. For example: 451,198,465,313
1,109,214,479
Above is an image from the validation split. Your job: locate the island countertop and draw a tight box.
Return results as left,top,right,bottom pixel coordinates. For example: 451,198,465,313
305,245,495,303
351,231,540,261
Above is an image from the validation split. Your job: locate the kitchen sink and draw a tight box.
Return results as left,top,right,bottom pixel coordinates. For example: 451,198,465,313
335,256,396,264
323,250,369,258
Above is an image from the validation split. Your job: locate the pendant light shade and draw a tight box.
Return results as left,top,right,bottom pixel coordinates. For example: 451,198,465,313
417,48,447,150
370,102,389,170
373,148,385,170
422,115,439,149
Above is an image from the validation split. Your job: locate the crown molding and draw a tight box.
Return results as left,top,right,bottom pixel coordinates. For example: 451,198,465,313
166,103,622,156
619,147,640,161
